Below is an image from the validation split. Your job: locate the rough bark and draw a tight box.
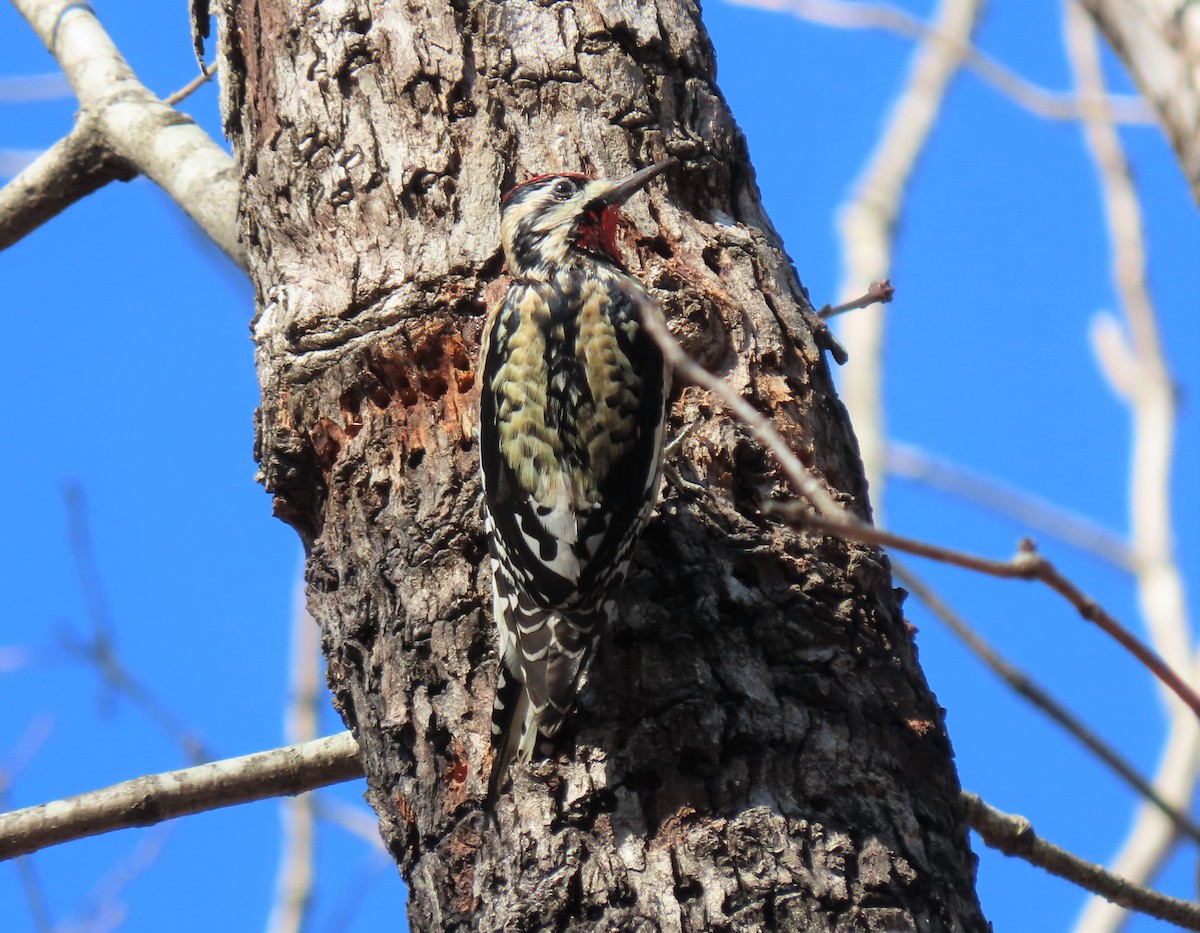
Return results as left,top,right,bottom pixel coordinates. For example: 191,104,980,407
217,0,988,929
1081,0,1200,207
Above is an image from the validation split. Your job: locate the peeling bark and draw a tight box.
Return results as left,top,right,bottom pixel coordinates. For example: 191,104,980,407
218,0,987,929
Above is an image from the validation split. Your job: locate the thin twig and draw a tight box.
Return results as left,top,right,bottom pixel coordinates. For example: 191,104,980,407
163,64,216,107
728,0,1155,125
60,627,212,763
0,733,364,861
61,485,210,763
898,563,1200,845
808,510,1200,723
887,442,1135,570
1077,712,1200,932
63,484,115,648
817,279,894,319
963,792,1200,930
634,284,847,519
628,284,1200,728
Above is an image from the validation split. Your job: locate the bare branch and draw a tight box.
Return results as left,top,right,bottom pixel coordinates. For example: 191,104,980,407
816,279,894,319
265,587,321,933
964,792,1200,930
63,484,115,647
0,733,363,861
633,284,846,519
1067,0,1191,695
806,511,1200,723
898,564,1200,845
1064,5,1197,929
730,0,1155,124
1080,0,1200,205
0,126,137,251
0,57,219,250
630,285,1200,728
5,0,242,265
887,442,1135,569
835,0,982,515
60,626,211,763
1078,715,1200,933
163,64,216,108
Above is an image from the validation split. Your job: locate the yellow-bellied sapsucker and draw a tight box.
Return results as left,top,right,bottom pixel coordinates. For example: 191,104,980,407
479,160,673,795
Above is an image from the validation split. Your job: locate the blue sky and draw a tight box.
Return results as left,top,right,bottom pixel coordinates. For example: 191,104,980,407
2,2,1197,930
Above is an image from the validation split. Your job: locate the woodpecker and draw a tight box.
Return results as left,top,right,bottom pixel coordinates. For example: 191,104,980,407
479,159,673,796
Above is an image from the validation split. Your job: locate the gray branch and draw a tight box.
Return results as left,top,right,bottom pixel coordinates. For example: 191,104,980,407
965,792,1200,931
1081,0,1200,206
0,733,364,861
0,122,136,250
3,0,243,265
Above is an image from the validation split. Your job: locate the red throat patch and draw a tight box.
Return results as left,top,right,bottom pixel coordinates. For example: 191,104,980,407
574,205,622,262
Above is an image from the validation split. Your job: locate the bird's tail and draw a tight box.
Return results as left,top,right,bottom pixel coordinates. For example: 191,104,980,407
486,578,611,801
487,603,601,801
487,661,537,803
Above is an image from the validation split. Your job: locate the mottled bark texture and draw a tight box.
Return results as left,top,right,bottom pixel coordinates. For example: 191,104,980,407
217,1,987,929
1082,0,1200,207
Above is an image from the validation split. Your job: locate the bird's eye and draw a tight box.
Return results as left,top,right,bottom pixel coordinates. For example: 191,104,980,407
552,179,575,199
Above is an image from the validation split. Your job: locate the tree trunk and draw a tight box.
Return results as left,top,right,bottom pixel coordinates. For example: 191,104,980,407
217,0,988,929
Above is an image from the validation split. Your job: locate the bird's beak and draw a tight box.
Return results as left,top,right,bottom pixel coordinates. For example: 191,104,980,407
595,158,676,206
